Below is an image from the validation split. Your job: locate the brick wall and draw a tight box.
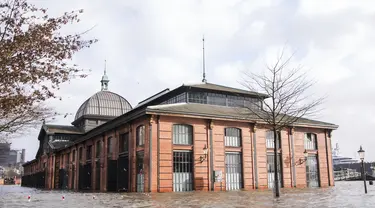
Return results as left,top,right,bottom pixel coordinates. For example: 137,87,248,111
26,115,335,192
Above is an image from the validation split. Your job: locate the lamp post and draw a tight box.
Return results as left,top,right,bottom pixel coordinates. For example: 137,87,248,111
358,146,367,194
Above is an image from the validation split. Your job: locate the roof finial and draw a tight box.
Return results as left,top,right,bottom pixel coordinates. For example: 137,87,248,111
101,60,109,91
104,59,107,75
202,35,207,83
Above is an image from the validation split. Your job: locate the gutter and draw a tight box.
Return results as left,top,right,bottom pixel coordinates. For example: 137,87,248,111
54,109,147,153
145,109,339,130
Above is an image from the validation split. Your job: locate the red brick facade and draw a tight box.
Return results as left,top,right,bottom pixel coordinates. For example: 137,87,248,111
23,114,335,192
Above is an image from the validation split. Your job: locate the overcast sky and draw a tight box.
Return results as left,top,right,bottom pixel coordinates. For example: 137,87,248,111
12,0,375,162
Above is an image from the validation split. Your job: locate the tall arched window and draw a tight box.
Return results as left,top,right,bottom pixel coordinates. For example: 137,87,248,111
107,137,113,155
173,124,193,145
136,125,145,146
79,147,83,161
96,140,102,158
304,133,317,150
224,127,241,147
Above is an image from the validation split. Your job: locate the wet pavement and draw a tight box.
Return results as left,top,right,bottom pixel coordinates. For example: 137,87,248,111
1,181,375,208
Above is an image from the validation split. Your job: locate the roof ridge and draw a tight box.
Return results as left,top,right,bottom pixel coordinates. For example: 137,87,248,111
148,102,187,109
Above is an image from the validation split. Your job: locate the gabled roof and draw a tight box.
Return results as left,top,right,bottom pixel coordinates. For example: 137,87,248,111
146,103,338,129
49,140,74,150
43,124,83,135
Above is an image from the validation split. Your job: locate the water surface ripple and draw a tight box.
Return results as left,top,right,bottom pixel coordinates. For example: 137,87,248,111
1,182,374,208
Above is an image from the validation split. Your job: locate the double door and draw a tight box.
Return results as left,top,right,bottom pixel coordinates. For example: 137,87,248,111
306,155,319,187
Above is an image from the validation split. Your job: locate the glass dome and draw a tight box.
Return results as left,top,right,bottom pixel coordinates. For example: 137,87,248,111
74,91,133,121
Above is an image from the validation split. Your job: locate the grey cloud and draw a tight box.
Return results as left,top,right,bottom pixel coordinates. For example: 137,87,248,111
11,0,375,161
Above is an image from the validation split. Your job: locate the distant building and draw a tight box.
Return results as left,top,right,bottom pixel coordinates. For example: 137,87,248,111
0,142,25,167
22,69,338,192
8,150,17,166
0,143,11,166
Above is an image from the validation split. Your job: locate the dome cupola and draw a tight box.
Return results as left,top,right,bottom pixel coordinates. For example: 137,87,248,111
72,65,132,131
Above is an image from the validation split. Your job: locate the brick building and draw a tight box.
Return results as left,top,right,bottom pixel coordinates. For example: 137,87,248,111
22,70,338,192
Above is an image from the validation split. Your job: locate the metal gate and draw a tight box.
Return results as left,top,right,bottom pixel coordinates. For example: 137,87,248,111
59,169,68,189
136,151,144,192
54,160,60,189
79,163,92,190
267,153,283,189
225,152,242,191
78,164,84,190
117,155,129,192
107,159,117,192
173,151,193,192
95,161,101,190
306,155,319,187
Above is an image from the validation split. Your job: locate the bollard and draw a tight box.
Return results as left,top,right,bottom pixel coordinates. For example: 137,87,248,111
369,180,373,185
62,195,65,200
28,195,31,202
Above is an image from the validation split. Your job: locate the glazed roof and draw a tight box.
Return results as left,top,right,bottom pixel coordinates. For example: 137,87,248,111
74,91,133,121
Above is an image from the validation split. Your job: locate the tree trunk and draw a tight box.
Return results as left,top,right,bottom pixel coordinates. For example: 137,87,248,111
273,127,280,197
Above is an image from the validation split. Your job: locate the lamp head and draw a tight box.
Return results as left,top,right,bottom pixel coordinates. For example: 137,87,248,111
358,146,365,161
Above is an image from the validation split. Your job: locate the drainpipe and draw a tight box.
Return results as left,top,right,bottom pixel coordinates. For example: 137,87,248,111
209,120,214,191
157,116,160,192
290,127,297,188
129,123,132,191
52,154,55,189
325,130,331,186
149,116,153,192
253,124,258,189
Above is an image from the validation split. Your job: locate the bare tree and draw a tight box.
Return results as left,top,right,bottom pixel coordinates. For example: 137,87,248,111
0,0,97,139
242,49,323,197
0,104,57,140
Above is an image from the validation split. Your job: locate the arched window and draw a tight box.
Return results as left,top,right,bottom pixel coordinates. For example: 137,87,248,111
72,149,76,162
119,132,129,153
224,127,241,147
96,140,102,158
136,125,145,146
173,124,193,145
304,133,317,150
266,130,281,149
79,147,83,161
107,137,113,155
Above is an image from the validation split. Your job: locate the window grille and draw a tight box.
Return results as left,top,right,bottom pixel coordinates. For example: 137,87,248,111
136,125,145,146
266,131,281,149
304,133,317,150
224,128,241,147
173,124,193,145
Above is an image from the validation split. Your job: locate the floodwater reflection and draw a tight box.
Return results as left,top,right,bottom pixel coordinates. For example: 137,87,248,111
1,182,375,208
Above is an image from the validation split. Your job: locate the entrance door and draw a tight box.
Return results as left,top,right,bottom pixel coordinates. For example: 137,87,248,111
79,164,84,190
71,165,75,190
136,151,144,192
173,151,193,192
117,155,129,192
59,169,68,189
85,163,92,190
107,159,117,192
306,155,319,187
225,152,242,191
267,153,283,189
95,161,101,190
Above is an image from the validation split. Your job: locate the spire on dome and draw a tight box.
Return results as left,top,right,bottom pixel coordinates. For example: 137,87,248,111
101,60,109,91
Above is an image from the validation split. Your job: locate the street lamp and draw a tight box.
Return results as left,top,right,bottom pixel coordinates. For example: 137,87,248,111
199,145,208,163
358,146,367,194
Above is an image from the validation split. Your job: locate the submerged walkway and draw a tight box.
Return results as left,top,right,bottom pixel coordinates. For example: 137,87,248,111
1,182,375,207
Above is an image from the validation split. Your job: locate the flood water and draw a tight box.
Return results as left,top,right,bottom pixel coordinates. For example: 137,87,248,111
1,181,375,208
